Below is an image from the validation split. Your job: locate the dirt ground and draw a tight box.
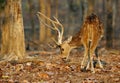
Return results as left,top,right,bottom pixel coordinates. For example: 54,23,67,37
0,48,120,83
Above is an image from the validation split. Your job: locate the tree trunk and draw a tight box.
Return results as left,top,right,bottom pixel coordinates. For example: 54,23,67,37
1,0,25,61
55,0,58,18
39,0,46,43
82,0,88,19
28,0,36,40
0,1,6,52
0,13,2,51
46,0,51,38
106,0,113,48
67,0,78,35
117,0,120,47
112,0,117,47
87,0,95,15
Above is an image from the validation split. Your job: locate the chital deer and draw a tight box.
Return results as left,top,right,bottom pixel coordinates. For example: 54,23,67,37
37,12,104,73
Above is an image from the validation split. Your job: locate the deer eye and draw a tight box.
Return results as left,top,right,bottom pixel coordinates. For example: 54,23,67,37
61,48,64,51
58,45,61,48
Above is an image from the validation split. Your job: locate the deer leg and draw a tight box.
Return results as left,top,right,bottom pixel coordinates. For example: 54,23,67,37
89,40,99,73
86,61,90,70
86,41,91,70
90,50,95,73
95,45,103,69
81,43,89,71
98,56,103,69
81,50,88,69
82,47,94,72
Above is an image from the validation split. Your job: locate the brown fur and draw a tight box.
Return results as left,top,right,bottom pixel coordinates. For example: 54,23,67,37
37,12,104,73
60,13,104,73
69,13,103,46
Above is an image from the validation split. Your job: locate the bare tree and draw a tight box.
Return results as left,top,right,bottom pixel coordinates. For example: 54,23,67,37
67,0,79,35
82,0,88,19
112,0,117,47
39,0,52,43
0,0,6,51
39,0,46,43
0,0,25,61
87,0,95,14
106,0,113,48
28,0,36,40
46,0,51,38
54,0,58,18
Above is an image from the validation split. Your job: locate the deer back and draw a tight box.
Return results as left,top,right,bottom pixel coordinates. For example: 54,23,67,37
68,13,103,48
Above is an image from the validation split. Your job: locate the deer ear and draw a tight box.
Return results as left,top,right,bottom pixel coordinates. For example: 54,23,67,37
65,36,72,43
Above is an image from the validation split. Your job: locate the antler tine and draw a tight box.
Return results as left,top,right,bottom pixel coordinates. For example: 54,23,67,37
53,16,64,44
37,13,55,30
37,12,64,45
37,12,59,25
51,22,62,44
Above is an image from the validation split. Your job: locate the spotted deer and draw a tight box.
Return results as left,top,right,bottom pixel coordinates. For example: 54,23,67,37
37,12,104,73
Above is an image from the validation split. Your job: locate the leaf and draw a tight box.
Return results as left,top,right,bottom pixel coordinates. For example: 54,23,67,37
38,72,50,80
0,69,3,78
2,75,9,79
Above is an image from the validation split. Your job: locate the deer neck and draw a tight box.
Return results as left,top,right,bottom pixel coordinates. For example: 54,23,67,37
68,31,82,48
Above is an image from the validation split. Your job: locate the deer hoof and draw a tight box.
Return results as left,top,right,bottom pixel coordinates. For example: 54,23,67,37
92,70,95,73
81,67,87,72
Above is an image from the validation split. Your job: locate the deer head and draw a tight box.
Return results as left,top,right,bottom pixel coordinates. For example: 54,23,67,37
58,36,75,59
37,12,73,59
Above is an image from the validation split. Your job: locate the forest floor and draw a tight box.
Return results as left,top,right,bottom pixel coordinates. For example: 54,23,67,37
0,47,120,83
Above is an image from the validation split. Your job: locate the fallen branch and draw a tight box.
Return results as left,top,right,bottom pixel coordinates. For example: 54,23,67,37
27,51,56,55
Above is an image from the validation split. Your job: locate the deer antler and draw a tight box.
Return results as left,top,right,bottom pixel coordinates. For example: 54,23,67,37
37,12,64,45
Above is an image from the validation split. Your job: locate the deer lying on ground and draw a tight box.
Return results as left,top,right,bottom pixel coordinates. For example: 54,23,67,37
37,12,104,73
